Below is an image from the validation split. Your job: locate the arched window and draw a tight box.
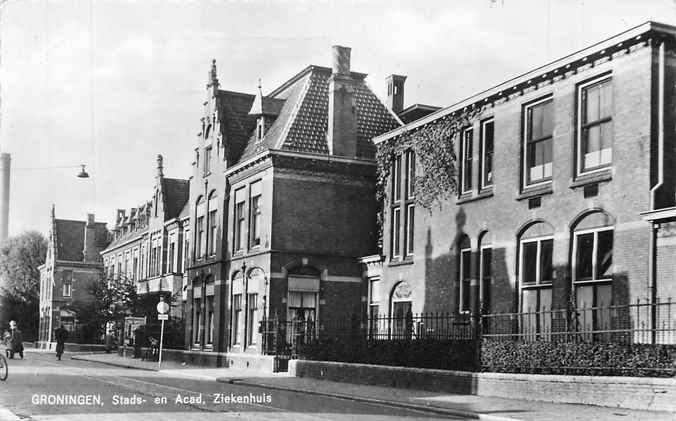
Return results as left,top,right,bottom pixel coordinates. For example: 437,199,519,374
518,221,555,337
390,281,413,339
571,210,615,335
458,234,471,313
478,231,492,313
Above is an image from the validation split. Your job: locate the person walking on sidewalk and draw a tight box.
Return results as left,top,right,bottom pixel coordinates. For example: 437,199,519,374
54,325,68,361
8,320,23,359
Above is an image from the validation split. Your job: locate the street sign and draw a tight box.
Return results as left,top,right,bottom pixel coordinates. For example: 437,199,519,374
156,299,170,314
158,314,169,321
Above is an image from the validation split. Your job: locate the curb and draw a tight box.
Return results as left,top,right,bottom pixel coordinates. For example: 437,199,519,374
216,377,520,421
70,355,158,372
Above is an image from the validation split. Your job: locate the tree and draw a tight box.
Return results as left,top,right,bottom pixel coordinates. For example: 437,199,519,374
0,231,47,340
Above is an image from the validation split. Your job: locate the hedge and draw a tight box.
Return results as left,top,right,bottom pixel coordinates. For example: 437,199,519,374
298,337,478,371
481,338,676,377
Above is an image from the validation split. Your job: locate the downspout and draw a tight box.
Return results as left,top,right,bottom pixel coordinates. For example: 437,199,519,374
648,41,665,343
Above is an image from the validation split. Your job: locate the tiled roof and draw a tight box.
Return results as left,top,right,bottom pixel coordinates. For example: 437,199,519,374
55,220,84,262
178,200,190,220
54,219,109,262
103,226,146,251
230,65,401,163
162,178,189,220
217,91,257,163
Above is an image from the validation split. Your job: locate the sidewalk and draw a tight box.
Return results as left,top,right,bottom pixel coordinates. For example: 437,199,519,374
71,353,675,421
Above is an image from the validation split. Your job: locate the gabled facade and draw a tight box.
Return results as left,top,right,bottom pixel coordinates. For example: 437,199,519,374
100,156,190,319
369,22,676,339
185,46,401,357
38,207,109,346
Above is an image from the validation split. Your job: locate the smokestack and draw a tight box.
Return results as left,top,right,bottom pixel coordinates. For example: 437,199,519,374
83,213,99,263
327,45,357,158
385,74,407,114
156,154,164,179
0,153,11,241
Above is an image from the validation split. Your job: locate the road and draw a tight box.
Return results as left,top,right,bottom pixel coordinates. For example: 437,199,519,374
0,352,462,420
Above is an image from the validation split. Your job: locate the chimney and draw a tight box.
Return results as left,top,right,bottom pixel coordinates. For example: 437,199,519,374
83,213,99,263
116,209,126,227
385,74,407,114
156,154,164,179
327,45,358,158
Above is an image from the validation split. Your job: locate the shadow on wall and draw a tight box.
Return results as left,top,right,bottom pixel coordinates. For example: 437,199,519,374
421,206,513,315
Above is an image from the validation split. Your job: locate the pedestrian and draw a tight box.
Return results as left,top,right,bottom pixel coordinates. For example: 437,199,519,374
8,320,23,359
54,325,68,361
133,325,144,359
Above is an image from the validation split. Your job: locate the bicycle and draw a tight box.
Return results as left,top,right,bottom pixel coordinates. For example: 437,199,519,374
0,348,7,381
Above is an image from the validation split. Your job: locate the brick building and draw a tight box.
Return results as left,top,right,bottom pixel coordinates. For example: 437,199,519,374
38,206,109,347
100,155,190,321
368,21,676,338
184,46,400,362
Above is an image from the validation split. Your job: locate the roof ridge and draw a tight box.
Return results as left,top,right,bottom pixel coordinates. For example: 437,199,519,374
274,70,314,150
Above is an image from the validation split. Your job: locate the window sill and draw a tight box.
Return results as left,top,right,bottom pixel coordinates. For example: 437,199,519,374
521,282,553,289
573,278,613,285
388,258,414,267
570,170,612,189
517,185,553,201
457,190,494,204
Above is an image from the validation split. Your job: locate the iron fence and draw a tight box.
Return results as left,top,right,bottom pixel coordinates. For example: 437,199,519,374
481,298,675,344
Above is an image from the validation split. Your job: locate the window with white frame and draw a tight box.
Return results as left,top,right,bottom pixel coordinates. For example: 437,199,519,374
392,155,401,202
406,150,415,198
459,246,471,313
208,193,218,256
519,234,554,336
249,181,262,248
195,196,205,258
234,188,246,252
578,77,612,174
480,119,494,189
405,204,414,257
62,270,73,297
232,293,242,345
391,207,401,258
524,97,553,187
460,128,473,194
573,225,613,335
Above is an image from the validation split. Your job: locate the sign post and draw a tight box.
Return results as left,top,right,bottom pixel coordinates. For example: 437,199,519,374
156,297,170,370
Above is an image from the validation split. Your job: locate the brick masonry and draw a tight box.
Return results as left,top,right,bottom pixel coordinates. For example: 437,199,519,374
376,37,674,318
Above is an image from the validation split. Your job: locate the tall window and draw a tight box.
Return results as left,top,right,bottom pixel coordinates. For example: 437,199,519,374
405,150,415,198
232,294,242,344
524,98,553,186
480,119,494,188
405,204,414,256
184,236,190,270
247,293,258,346
579,77,612,174
208,210,217,255
204,146,212,175
195,196,205,258
208,193,218,256
206,296,214,346
573,223,613,336
392,155,401,201
391,207,401,258
167,243,175,273
193,297,202,345
132,256,138,281
460,128,473,194
459,247,471,312
62,270,73,297
234,188,246,252
250,181,262,248
480,245,492,313
520,234,554,337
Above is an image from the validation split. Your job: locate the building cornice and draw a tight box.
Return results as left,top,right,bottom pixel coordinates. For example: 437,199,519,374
374,21,676,144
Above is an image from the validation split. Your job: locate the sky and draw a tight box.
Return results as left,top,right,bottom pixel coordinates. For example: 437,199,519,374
1,0,675,235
